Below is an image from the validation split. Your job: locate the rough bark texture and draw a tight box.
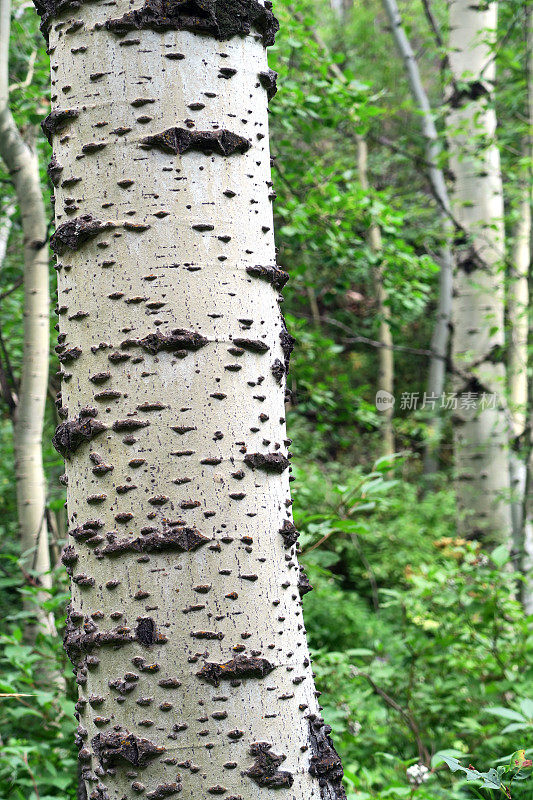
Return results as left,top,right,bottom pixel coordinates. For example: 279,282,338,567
35,0,345,798
447,0,511,543
0,0,55,637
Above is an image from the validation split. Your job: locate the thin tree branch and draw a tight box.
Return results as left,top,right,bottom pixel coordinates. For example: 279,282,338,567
0,276,22,299
319,315,445,359
8,48,36,93
351,533,379,612
355,670,430,765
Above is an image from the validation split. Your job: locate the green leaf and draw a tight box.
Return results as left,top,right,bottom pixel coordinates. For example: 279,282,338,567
441,756,500,789
519,698,533,720
491,544,510,567
485,707,526,722
432,749,467,768
500,722,529,734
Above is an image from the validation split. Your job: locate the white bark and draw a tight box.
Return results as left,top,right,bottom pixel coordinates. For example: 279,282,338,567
381,0,453,473
0,0,55,635
521,5,533,613
508,192,530,440
447,0,511,544
36,1,345,799
0,203,15,264
330,0,352,21
356,136,394,456
508,182,530,552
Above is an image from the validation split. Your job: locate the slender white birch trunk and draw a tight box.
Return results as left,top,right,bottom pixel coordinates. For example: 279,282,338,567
34,1,346,798
447,0,511,544
382,0,453,474
0,203,15,263
508,177,530,552
520,5,533,613
356,136,394,456
508,189,529,442
0,0,55,636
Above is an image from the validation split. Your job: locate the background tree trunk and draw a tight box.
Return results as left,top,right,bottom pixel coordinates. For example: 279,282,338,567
356,135,394,457
382,0,453,474
0,0,55,637
447,0,511,544
508,170,530,553
35,1,346,798
520,3,533,612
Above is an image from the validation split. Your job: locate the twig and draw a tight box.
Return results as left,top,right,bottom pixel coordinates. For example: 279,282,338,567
351,533,380,611
302,528,337,554
319,316,445,359
0,276,22,299
8,48,37,93
22,753,40,800
420,0,444,49
355,670,430,765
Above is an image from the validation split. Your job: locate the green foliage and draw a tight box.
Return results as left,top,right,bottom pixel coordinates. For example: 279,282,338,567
269,0,441,457
294,456,532,799
0,585,76,800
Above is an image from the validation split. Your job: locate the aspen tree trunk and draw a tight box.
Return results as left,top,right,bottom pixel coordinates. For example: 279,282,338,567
382,0,453,474
356,136,394,456
521,5,533,613
447,0,511,544
0,0,56,637
34,1,346,799
330,0,352,22
508,176,530,552
0,203,15,263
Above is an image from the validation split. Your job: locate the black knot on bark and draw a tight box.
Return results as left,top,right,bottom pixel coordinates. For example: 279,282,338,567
47,155,63,186
279,519,299,549
41,108,79,143
258,68,278,100
232,337,269,353
196,654,275,686
271,358,286,384
246,264,289,291
122,329,208,355
50,215,115,255
91,728,165,769
104,0,279,47
298,564,313,596
307,714,346,799
52,409,106,459
244,452,290,473
280,321,295,372
243,742,294,789
448,79,492,108
141,127,251,156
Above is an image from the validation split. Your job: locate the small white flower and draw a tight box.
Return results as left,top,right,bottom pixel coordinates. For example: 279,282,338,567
406,764,429,785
